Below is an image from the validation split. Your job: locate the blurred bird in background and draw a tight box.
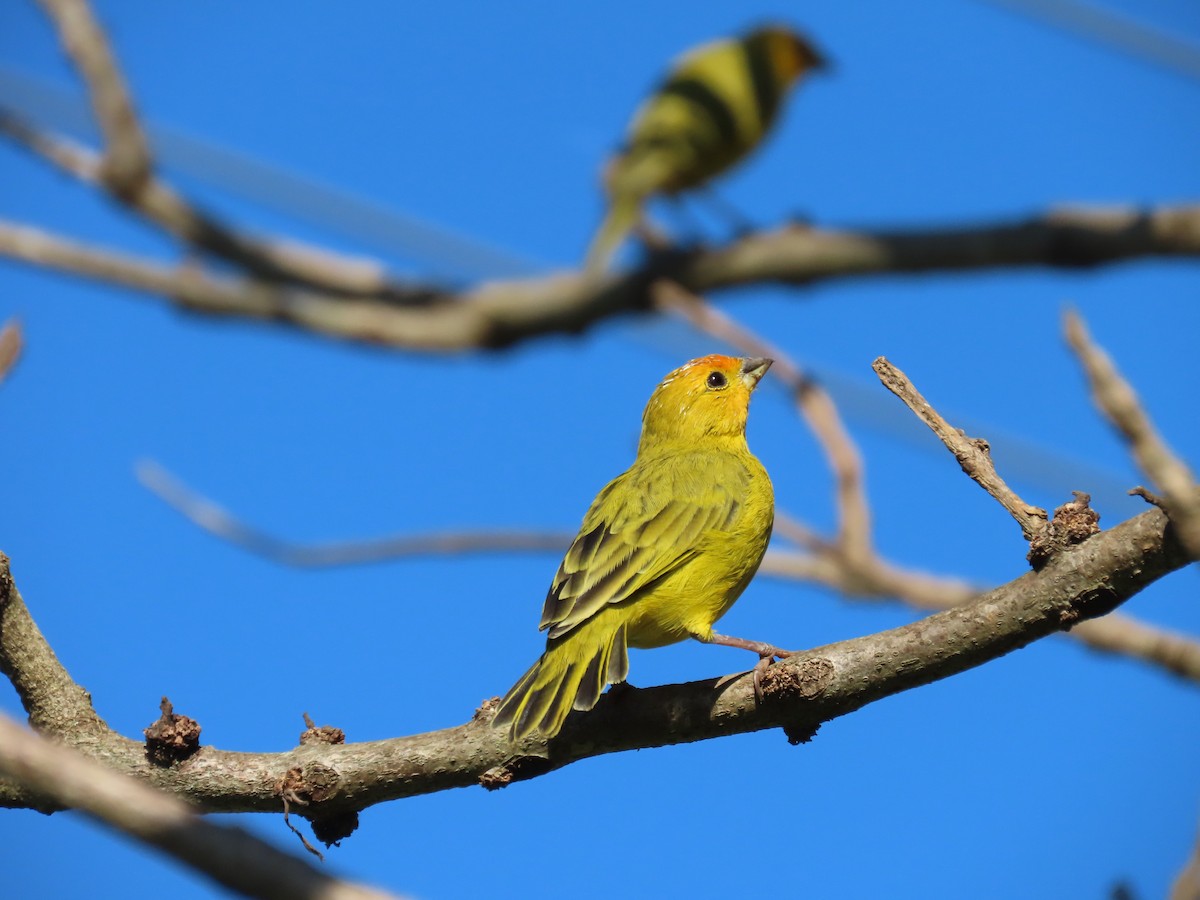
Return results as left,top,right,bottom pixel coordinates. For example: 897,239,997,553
583,24,828,275
493,355,786,743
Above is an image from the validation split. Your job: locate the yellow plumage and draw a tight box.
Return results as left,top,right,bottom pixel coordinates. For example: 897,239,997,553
584,25,827,274
493,355,784,742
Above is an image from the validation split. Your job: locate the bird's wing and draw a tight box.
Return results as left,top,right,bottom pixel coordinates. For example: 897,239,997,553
539,452,749,640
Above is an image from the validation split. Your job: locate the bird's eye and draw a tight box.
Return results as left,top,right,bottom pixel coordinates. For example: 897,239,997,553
706,371,728,389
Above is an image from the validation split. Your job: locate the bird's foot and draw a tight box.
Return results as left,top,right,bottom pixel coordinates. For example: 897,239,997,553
703,631,793,703
751,647,793,703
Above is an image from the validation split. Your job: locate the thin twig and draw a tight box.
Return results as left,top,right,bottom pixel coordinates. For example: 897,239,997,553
0,319,22,384
0,711,401,900
1064,309,1200,559
137,460,573,567
872,356,1049,540
1,101,398,297
1172,814,1200,900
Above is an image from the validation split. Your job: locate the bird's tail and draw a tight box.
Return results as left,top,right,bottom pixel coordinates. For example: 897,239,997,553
583,191,644,277
493,617,629,742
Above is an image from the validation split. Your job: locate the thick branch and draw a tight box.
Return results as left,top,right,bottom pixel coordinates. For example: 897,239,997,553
688,204,1200,288
0,507,1187,812
1064,309,1200,559
0,712,401,900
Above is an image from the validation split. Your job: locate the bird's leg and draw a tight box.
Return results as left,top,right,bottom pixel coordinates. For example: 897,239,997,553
696,188,756,239
662,196,708,249
633,210,674,253
702,632,793,702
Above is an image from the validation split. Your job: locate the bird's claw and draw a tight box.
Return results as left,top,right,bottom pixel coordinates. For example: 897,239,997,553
751,648,793,703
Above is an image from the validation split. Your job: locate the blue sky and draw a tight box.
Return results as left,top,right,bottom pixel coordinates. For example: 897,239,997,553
1,1,1198,898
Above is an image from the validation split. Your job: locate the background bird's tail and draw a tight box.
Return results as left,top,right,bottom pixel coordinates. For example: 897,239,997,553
583,191,644,277
493,617,629,742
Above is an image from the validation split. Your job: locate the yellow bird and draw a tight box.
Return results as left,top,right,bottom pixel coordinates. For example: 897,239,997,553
583,25,827,275
493,354,787,742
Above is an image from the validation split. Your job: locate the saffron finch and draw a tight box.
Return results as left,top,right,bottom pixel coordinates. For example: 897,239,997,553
494,354,787,742
584,25,827,274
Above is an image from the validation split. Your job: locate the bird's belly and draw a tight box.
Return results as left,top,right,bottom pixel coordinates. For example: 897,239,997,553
621,548,760,649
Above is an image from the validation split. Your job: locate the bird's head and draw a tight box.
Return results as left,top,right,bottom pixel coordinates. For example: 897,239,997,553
751,25,830,84
639,355,772,451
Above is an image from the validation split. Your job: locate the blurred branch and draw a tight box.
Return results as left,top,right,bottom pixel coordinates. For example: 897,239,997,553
36,0,150,192
137,452,1200,685
19,1,404,297
1,1,1197,355
0,319,21,383
0,505,1189,813
136,459,572,567
2,191,1199,349
1173,814,1200,900
1065,309,1200,559
0,711,402,900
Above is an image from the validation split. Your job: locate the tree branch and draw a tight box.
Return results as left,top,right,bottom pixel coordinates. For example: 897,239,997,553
1064,309,1200,559
0,504,1187,812
36,0,151,193
136,459,573,567
0,712,402,900
2,197,1200,350
0,319,21,384
1173,814,1200,900
0,552,107,736
872,356,1049,540
13,3,403,297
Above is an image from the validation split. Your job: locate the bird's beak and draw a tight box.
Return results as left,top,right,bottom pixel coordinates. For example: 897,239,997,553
740,357,773,389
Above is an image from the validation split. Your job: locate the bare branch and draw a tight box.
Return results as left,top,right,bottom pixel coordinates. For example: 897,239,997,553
0,712,403,900
132,396,1200,686
1172,814,1200,900
872,356,1049,540
1065,309,1200,559
0,110,404,297
0,506,1188,813
3,198,1200,351
0,319,22,384
137,460,572,567
0,110,100,181
689,204,1200,288
36,0,151,192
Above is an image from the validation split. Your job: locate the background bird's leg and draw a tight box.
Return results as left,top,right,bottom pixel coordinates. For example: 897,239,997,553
696,187,756,238
661,196,709,249
633,207,675,252
701,632,793,701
